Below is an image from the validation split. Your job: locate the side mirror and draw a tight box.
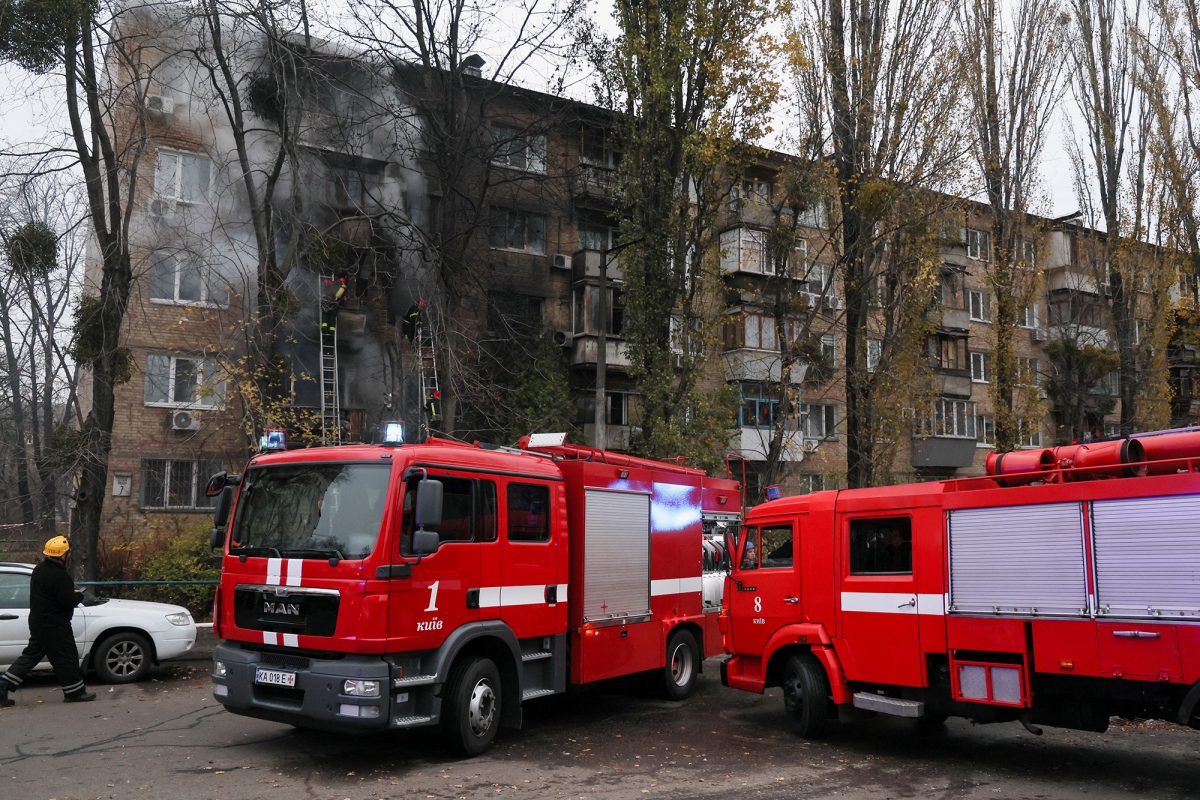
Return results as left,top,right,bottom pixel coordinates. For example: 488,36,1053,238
211,486,233,551
413,529,440,555
415,479,443,528
210,526,226,551
205,472,242,498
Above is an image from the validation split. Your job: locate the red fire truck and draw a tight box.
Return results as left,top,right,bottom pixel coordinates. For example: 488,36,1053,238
205,435,740,754
721,429,1200,738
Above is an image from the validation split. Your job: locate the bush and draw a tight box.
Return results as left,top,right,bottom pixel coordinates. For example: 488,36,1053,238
129,523,220,618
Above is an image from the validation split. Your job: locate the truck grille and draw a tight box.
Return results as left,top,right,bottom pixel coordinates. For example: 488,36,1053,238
233,585,340,637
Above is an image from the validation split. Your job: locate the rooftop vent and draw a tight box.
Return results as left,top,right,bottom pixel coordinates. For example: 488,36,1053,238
462,54,485,79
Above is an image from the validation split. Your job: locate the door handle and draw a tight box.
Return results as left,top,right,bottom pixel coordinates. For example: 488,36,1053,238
544,585,558,604
783,597,799,604
898,597,916,608
1112,630,1161,639
466,588,480,609
0,614,17,620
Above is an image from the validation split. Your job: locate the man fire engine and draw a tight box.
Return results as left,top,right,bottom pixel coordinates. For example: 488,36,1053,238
206,432,739,754
722,428,1200,739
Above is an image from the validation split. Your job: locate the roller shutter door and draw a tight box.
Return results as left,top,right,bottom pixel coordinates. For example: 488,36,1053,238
583,489,651,622
948,502,1088,616
1092,494,1200,618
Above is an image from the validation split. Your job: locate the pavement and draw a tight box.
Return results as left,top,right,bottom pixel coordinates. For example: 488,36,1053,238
1,637,1199,800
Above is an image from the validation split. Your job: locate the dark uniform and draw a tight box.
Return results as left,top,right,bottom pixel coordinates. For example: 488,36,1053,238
0,558,91,704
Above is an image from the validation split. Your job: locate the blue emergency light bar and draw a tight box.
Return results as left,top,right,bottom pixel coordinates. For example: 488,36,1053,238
764,484,783,501
382,421,405,444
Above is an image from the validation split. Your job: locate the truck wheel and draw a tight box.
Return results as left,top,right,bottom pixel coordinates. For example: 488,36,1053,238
442,657,502,756
662,629,700,700
93,632,153,684
782,654,829,737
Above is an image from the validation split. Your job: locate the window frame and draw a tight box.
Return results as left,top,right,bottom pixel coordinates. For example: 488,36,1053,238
154,149,212,207
487,206,547,255
144,353,226,410
505,482,552,543
139,457,220,510
970,351,990,383
848,516,914,576
490,124,547,174
149,250,229,308
400,475,497,553
965,228,991,262
801,403,837,440
968,289,991,322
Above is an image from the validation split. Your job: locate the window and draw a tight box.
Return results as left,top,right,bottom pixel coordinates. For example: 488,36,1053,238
0,572,31,609
820,335,837,367
797,474,828,494
970,351,990,383
739,178,772,205
743,311,778,350
867,339,881,373
140,458,221,509
144,354,225,408
487,292,543,337
401,476,496,551
803,262,834,297
759,525,793,569
154,150,210,207
670,315,703,358
969,290,991,322
1017,357,1040,386
149,251,229,307
849,517,912,575
1019,240,1036,269
797,200,827,229
575,392,629,426
1017,304,1039,328
965,228,990,261
506,484,551,542
922,398,977,438
976,414,995,447
719,228,771,275
802,403,837,439
1048,292,1105,328
740,381,779,429
1018,419,1041,448
581,127,618,168
488,207,546,254
929,334,968,372
329,165,382,210
578,222,617,252
491,125,546,173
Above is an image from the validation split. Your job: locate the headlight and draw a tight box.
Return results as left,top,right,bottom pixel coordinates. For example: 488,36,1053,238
166,612,192,626
213,660,227,678
343,679,380,697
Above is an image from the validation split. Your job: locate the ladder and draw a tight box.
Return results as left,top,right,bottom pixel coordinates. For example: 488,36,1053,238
413,300,441,432
319,276,341,446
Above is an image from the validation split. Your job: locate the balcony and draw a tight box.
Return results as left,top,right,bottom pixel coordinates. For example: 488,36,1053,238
571,335,631,370
936,307,971,331
730,427,806,462
583,423,631,450
911,437,978,469
570,165,616,203
723,349,808,384
571,249,623,283
937,373,973,398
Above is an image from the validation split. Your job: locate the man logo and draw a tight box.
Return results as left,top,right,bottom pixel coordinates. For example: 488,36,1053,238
263,601,301,616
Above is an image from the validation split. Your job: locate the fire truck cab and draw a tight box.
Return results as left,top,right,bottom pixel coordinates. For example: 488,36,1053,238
207,437,739,754
721,430,1200,738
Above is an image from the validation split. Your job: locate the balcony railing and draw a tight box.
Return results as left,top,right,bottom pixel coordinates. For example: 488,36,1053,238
570,165,616,202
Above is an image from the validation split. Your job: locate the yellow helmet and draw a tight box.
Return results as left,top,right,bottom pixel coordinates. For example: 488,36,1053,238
43,536,70,558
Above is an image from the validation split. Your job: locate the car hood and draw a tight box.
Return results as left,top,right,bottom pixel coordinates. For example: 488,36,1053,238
82,598,192,619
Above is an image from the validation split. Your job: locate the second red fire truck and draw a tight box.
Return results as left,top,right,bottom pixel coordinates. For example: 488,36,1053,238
206,434,740,754
721,429,1200,738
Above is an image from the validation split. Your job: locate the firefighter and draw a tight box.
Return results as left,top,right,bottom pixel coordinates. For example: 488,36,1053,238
402,299,425,342
0,537,96,706
322,276,348,333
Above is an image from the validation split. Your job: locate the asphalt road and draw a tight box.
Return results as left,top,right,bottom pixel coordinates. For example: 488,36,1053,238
2,633,1199,800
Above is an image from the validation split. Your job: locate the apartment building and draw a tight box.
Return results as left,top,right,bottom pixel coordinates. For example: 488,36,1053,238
88,14,1145,539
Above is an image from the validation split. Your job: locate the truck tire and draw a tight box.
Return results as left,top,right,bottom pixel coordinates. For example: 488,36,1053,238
662,629,700,700
442,656,502,756
782,654,829,737
93,631,153,684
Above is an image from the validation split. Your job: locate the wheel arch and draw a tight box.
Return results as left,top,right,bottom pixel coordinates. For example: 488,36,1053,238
430,621,523,729
668,620,706,672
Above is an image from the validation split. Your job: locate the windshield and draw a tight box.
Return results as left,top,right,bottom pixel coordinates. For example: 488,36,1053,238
230,463,390,560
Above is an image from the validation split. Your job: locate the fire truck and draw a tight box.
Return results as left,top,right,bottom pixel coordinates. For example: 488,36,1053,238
721,429,1200,738
205,434,740,754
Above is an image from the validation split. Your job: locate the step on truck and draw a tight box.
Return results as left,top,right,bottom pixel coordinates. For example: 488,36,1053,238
206,434,740,754
721,428,1200,739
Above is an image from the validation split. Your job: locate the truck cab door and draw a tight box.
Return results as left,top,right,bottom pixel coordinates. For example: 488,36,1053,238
494,480,561,641
728,522,801,660
388,474,482,648
837,514,923,686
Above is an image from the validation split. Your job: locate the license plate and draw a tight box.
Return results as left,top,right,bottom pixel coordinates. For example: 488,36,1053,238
254,668,296,687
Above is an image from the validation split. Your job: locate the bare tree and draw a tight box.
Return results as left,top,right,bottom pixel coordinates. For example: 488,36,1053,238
956,0,1067,451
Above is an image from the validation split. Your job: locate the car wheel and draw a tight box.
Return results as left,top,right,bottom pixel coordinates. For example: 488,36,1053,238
662,629,700,700
442,656,502,756
782,654,830,738
94,632,153,684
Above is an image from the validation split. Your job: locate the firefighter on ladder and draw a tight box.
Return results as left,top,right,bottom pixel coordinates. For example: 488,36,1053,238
322,276,348,333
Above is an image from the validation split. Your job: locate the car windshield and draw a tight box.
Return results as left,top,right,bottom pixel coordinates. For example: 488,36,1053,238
230,463,390,560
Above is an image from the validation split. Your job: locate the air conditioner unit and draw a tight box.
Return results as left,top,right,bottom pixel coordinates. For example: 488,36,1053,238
171,410,201,431
552,253,572,270
802,440,820,454
148,197,175,218
553,329,573,347
1032,327,1048,342
672,352,686,369
824,296,844,310
145,94,175,114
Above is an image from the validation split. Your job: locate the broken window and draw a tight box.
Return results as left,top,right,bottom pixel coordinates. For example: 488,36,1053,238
491,125,547,173
488,207,546,254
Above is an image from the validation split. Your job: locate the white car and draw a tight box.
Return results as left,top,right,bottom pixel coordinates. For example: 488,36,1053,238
0,562,198,683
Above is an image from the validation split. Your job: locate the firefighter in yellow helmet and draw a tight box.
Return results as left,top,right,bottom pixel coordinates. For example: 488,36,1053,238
0,537,95,707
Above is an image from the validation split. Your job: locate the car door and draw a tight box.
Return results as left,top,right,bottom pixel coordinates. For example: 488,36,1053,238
0,571,32,666
496,480,560,640
728,521,801,658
